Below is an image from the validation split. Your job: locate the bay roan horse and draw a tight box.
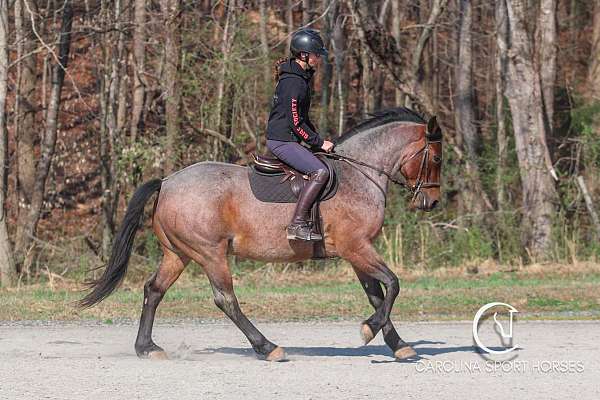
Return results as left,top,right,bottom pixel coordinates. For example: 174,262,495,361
80,108,443,361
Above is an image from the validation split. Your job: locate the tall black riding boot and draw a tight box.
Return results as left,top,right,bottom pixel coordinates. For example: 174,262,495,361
286,168,329,241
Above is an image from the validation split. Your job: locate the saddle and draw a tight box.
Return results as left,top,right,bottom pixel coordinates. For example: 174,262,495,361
248,151,340,259
249,153,339,203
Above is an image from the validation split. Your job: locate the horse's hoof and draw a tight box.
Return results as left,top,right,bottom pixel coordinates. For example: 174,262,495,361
266,346,287,362
360,323,375,345
394,346,417,360
148,350,169,360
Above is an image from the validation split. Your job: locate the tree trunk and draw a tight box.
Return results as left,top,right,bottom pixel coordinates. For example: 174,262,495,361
332,12,346,134
391,0,403,105
495,0,509,209
453,0,490,215
359,44,374,118
455,0,477,158
258,0,271,85
100,0,127,258
302,0,312,25
161,0,181,173
214,0,236,160
15,0,73,266
537,0,557,134
318,0,335,133
286,0,294,51
372,0,390,111
0,0,16,286
15,0,38,250
130,0,146,144
504,0,558,258
587,0,600,101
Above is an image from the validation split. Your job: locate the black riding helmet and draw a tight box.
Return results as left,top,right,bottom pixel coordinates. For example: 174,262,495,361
290,29,328,62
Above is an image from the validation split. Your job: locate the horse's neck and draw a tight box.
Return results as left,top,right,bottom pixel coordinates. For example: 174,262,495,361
334,129,400,197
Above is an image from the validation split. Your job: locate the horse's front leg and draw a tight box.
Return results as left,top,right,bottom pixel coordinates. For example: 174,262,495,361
353,269,417,359
339,241,401,347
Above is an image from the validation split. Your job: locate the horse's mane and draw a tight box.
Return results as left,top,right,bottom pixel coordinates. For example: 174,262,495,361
333,107,427,144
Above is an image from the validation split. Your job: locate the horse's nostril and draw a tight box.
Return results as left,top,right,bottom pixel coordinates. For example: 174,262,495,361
430,200,439,209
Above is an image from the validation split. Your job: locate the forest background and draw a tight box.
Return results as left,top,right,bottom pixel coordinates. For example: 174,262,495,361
0,0,600,302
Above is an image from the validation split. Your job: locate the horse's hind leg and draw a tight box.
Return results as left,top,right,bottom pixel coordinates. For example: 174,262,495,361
205,256,286,361
353,269,417,360
135,246,189,359
179,239,284,361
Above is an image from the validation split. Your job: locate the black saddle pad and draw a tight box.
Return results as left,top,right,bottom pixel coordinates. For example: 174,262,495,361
248,157,340,203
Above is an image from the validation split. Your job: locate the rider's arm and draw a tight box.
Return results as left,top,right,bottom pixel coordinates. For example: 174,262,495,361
280,79,324,148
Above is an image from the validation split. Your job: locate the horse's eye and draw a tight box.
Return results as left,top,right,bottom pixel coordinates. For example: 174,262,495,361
433,155,442,164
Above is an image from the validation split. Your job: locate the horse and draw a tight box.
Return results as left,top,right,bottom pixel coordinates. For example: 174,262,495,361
79,108,443,362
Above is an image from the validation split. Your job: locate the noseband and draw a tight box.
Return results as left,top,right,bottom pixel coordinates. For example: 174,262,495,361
321,134,441,204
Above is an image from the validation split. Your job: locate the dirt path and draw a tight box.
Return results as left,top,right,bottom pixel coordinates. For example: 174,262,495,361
0,320,598,399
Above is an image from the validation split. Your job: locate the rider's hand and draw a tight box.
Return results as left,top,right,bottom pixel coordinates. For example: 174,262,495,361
321,140,335,153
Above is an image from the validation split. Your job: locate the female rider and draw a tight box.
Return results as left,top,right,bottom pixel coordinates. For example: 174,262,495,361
266,29,335,241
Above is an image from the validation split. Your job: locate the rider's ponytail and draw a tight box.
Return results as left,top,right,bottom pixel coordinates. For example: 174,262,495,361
273,57,289,82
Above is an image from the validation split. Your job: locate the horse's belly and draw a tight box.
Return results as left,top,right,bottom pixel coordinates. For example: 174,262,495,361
228,221,313,261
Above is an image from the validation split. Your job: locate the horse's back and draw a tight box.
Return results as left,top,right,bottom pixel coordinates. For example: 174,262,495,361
153,161,250,238
161,161,246,192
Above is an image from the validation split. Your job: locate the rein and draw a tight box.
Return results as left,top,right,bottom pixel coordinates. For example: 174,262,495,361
317,136,441,204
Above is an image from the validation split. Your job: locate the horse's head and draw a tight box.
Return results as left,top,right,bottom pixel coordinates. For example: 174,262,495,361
397,116,442,212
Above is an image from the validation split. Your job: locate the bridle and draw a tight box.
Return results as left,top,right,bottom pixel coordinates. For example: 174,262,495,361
318,134,441,205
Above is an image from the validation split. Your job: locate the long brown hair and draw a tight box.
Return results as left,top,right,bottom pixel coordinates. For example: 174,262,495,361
273,57,289,82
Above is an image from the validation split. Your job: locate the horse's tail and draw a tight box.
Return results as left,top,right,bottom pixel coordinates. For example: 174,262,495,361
78,178,163,309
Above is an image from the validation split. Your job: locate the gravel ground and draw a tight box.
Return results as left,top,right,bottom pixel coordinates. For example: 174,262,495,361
0,320,598,399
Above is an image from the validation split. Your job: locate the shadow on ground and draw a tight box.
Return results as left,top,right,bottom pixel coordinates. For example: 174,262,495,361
195,339,480,362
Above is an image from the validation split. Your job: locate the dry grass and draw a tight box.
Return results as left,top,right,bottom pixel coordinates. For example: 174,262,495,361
1,261,599,321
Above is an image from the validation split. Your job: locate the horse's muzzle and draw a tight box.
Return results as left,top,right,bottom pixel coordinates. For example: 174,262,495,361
413,191,439,212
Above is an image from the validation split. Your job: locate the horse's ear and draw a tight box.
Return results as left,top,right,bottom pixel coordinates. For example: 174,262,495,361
426,116,442,140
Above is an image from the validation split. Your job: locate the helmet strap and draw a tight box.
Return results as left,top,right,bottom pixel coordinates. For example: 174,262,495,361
298,52,315,72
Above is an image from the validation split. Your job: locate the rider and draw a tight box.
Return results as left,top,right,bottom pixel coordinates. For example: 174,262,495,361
266,28,335,242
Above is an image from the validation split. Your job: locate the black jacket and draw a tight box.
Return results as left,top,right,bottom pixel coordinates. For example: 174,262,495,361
266,60,324,148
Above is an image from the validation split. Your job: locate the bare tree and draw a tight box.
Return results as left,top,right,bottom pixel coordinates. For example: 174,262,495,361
331,10,347,134
373,0,391,110
258,0,271,85
99,0,128,257
345,0,435,115
410,0,448,107
130,0,146,143
0,0,15,286
15,0,74,266
391,0,403,105
495,0,509,209
286,0,294,50
503,0,558,258
359,43,374,118
587,0,600,101
454,0,489,214
537,0,557,133
455,0,477,160
318,0,335,133
14,0,38,250
302,0,312,25
161,0,181,173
